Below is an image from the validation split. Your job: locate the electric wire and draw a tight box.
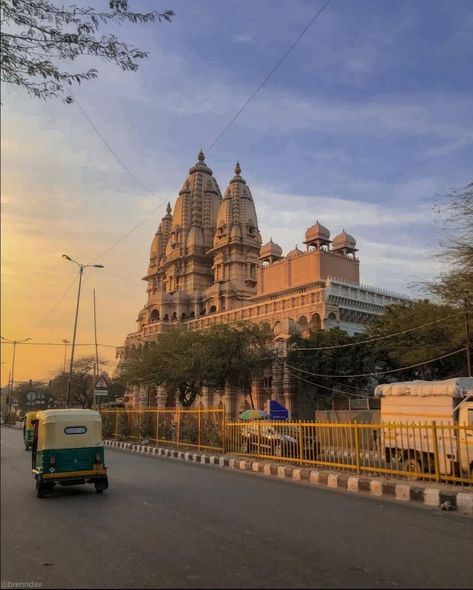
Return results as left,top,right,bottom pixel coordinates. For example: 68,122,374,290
75,1,332,262
71,92,166,202
206,0,331,153
32,274,78,330
285,348,467,379
291,311,466,351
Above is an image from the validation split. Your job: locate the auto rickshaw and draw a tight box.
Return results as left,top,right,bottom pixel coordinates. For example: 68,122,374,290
23,411,37,450
31,409,108,498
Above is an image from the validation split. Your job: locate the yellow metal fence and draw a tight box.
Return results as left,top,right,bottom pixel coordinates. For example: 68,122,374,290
99,409,473,486
226,420,473,485
100,408,225,453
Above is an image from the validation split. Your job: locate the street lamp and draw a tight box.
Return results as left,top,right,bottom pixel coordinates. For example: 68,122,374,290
62,255,104,407
1,336,32,415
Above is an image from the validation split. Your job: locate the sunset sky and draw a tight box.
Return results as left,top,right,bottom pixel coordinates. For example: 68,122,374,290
2,0,473,387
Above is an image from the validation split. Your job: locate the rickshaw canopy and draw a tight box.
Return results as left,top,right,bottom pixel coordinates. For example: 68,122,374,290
24,411,37,430
35,409,103,451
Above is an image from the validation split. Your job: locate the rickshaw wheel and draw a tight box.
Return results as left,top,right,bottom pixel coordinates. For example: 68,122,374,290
36,479,53,498
36,479,45,498
94,476,108,494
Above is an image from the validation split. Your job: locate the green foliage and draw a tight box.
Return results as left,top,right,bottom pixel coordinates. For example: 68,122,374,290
117,411,129,440
1,0,174,101
49,355,95,407
138,412,153,440
366,300,467,380
119,323,271,407
288,300,468,397
288,328,371,398
179,413,197,444
13,380,56,412
102,412,115,438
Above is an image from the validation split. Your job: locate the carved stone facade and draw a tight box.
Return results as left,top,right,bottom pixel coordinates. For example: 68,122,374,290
118,152,409,417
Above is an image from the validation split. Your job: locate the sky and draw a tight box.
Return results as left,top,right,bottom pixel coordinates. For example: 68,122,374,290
1,0,473,386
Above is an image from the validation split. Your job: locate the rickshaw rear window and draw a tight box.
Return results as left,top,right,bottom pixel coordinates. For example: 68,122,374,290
64,426,87,435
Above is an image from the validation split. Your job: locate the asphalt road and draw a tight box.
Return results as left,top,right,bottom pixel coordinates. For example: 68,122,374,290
2,427,473,590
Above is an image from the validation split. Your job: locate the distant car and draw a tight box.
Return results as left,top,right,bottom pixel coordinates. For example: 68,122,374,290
239,423,319,460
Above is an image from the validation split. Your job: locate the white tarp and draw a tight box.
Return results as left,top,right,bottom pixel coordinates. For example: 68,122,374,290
374,378,473,398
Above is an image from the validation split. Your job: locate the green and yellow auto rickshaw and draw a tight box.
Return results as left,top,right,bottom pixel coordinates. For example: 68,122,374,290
23,411,37,450
31,409,108,498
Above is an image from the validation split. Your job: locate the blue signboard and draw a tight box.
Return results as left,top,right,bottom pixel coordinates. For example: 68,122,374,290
269,400,289,420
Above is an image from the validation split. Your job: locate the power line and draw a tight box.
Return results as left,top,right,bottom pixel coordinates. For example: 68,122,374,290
284,367,372,399
206,0,332,153
71,92,166,203
32,274,78,330
75,1,332,263
89,202,165,263
0,340,118,348
285,348,467,379
291,312,465,351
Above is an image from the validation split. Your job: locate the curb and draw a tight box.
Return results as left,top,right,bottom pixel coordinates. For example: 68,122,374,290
104,440,473,516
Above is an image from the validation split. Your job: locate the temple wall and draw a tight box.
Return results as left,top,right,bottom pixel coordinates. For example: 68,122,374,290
257,250,359,296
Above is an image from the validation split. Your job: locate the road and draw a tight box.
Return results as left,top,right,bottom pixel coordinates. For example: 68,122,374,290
2,427,472,589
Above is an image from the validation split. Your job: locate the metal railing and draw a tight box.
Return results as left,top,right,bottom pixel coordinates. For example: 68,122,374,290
98,409,473,486
225,420,473,486
100,408,225,453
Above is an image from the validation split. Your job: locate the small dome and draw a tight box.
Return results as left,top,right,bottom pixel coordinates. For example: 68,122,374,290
163,202,172,219
332,230,357,250
259,238,283,259
286,244,303,258
305,220,330,243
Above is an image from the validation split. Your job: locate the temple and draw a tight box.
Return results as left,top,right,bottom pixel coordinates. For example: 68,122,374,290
117,152,408,417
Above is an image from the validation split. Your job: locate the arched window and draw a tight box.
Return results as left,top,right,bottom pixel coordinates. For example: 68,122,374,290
181,312,186,320
310,313,321,331
298,315,309,332
190,311,195,318
150,309,160,322
209,305,217,314
172,312,177,321
163,314,169,322
328,312,337,321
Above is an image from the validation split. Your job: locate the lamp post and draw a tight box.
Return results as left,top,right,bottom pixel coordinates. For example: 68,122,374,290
62,255,104,407
1,336,31,415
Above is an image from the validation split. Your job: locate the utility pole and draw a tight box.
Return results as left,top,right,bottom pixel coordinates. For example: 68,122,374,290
62,339,70,373
93,288,100,408
1,337,31,415
62,255,104,407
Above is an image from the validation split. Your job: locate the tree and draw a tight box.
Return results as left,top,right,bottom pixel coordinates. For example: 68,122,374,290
48,355,100,407
119,323,272,407
288,328,371,402
367,300,467,381
428,183,473,307
13,379,56,412
287,300,467,401
1,0,174,101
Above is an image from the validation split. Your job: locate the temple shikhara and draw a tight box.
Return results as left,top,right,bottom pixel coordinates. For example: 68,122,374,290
118,151,408,417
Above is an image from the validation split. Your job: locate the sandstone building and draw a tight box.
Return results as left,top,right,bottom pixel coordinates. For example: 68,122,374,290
118,151,408,417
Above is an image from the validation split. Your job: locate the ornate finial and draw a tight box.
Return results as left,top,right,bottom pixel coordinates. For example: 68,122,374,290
198,149,205,162
235,161,241,176
166,202,172,214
